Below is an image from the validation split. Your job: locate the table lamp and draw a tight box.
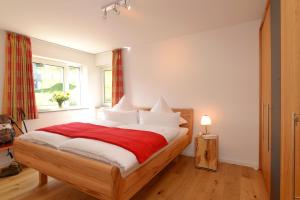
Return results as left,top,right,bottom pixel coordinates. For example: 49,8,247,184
201,115,212,135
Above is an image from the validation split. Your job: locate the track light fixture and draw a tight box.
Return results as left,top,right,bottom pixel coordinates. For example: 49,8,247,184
102,0,131,19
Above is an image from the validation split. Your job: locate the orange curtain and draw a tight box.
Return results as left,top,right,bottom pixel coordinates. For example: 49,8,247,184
2,32,38,120
112,49,124,106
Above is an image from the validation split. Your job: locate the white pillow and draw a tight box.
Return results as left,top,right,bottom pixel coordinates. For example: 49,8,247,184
151,96,173,113
150,96,188,125
179,117,188,125
111,96,136,111
90,119,124,127
139,110,180,128
103,110,138,124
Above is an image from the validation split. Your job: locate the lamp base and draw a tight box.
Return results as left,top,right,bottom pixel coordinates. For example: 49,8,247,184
204,125,209,135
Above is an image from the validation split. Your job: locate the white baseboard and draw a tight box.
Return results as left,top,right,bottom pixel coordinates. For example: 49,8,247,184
219,158,259,170
181,151,259,170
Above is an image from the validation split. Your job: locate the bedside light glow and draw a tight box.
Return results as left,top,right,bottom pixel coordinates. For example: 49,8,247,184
201,115,212,126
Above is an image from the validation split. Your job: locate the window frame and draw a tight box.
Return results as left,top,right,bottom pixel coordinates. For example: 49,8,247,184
32,56,83,111
66,66,82,107
101,66,112,107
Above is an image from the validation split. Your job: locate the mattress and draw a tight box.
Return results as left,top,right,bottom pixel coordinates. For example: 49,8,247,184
18,120,188,177
18,120,124,149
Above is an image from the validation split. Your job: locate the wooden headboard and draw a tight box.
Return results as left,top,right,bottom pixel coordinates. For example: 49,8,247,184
140,108,194,141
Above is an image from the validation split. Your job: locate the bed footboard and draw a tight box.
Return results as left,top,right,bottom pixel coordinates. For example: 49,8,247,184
14,139,122,200
14,108,193,200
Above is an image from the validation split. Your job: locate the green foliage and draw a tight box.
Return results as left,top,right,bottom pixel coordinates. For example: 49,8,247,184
69,84,76,90
35,83,76,93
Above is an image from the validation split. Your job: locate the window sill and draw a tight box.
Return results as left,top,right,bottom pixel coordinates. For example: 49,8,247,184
38,106,89,113
96,105,111,109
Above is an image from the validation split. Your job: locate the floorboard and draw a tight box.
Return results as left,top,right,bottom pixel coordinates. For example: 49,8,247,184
0,156,268,200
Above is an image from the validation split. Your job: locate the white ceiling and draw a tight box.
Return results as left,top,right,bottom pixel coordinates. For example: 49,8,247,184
0,0,265,54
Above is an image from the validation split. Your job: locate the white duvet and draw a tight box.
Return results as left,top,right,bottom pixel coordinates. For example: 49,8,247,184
19,120,188,177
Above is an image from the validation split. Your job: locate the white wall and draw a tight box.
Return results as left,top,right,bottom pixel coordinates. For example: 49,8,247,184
0,20,260,169
0,30,5,112
122,20,260,168
31,37,101,110
0,30,101,167
96,51,112,67
0,30,9,168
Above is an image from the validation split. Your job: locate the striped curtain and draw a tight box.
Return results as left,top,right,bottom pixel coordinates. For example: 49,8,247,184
112,49,124,106
2,32,38,121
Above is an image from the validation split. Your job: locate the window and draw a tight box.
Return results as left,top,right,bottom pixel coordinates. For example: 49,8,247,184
103,69,112,105
33,61,81,110
68,67,81,106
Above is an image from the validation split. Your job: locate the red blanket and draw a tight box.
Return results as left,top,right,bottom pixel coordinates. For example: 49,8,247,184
37,122,168,163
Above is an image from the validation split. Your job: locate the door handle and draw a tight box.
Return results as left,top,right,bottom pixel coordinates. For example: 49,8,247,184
293,113,300,199
267,104,271,152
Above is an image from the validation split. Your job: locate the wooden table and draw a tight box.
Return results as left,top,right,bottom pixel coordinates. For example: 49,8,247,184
195,134,218,171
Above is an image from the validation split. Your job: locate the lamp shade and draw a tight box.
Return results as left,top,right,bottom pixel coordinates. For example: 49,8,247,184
200,115,212,126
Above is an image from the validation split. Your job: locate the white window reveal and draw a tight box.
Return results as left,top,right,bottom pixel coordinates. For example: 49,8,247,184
103,69,112,105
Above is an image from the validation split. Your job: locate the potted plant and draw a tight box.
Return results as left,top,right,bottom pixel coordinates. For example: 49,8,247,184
51,91,70,108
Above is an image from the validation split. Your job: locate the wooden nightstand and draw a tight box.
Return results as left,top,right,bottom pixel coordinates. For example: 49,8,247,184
195,134,218,171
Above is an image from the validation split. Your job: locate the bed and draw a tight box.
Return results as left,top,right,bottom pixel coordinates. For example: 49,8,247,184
13,108,193,200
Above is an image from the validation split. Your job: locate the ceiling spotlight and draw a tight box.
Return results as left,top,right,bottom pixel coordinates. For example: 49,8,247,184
113,4,120,15
103,8,108,19
125,0,131,10
101,0,131,19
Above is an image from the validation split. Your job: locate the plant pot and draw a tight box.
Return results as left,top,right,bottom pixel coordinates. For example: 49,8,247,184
58,102,63,108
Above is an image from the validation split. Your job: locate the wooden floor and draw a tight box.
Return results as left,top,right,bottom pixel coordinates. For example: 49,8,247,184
0,156,268,200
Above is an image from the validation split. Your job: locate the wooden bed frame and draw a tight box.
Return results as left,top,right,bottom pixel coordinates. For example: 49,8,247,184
14,108,194,200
